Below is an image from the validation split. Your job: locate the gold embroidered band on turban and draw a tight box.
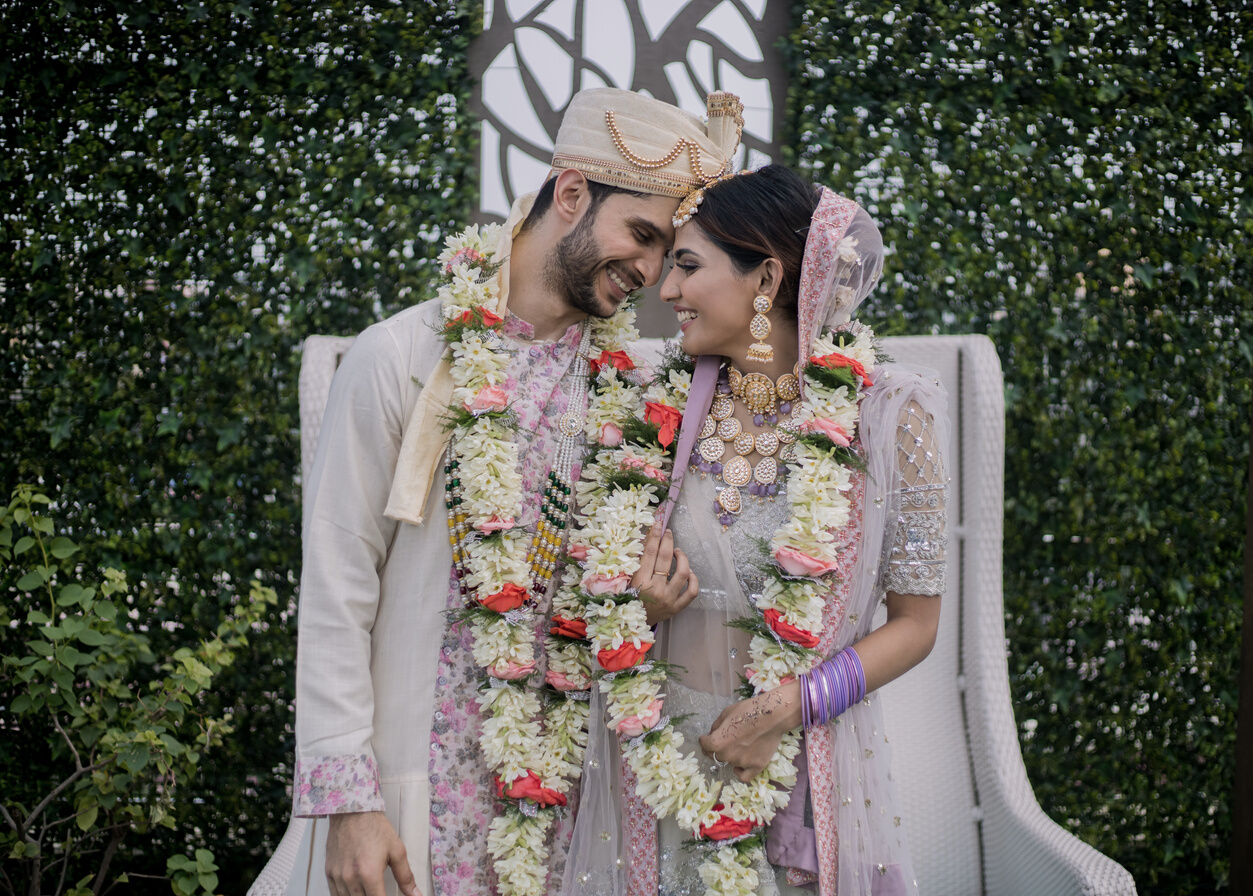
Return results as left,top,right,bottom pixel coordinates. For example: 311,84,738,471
550,87,744,199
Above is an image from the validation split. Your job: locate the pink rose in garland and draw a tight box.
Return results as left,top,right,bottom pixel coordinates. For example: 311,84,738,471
494,772,567,808
545,670,587,691
444,247,487,272
477,514,515,533
763,608,820,649
698,804,757,840
774,546,839,577
614,698,664,737
582,572,632,595
598,641,652,672
622,456,666,482
598,422,624,446
800,417,851,446
465,384,508,415
479,582,527,612
488,658,536,680
567,542,589,560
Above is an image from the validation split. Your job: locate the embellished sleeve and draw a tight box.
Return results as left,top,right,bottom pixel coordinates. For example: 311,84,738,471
882,400,948,595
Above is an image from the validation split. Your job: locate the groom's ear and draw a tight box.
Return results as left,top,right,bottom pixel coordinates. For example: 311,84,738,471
551,168,592,226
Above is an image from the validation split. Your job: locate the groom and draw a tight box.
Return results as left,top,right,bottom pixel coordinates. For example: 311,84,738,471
262,88,744,896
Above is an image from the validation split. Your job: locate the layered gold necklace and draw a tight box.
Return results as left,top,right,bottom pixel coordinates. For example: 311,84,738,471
690,364,803,523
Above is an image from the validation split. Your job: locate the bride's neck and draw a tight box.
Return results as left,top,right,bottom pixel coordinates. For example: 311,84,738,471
729,327,800,380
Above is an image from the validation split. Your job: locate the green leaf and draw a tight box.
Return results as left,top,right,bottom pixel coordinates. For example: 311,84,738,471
77,804,99,831
13,535,36,555
16,569,47,591
199,873,219,892
58,583,85,606
10,694,32,713
77,627,108,646
49,536,78,559
157,412,181,437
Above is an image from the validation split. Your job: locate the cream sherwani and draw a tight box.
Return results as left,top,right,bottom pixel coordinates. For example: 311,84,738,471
281,200,534,896
283,297,453,896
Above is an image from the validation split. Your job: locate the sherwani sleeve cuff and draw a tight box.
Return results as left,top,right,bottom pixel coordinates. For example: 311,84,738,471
293,753,386,817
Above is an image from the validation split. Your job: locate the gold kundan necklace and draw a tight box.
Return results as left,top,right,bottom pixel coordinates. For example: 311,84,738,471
691,364,802,524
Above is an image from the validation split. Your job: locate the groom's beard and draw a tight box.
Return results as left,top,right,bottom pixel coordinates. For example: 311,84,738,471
544,206,616,319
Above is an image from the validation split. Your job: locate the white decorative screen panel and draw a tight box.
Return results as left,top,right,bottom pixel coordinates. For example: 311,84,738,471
471,0,789,220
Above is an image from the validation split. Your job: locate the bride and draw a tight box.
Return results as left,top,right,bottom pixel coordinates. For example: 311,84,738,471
564,165,950,896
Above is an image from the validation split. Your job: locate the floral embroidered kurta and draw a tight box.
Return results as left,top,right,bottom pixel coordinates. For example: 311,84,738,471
426,313,587,896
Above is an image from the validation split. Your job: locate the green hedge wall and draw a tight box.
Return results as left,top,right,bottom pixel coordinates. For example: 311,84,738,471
1,1,480,890
4,1,1249,893
785,2,1250,893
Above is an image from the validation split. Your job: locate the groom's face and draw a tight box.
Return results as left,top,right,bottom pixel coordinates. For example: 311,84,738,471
545,191,679,319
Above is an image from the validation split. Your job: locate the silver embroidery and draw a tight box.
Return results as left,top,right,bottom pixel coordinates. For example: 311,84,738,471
884,403,948,595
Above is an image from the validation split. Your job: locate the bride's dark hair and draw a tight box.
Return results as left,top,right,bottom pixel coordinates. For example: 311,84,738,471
689,164,820,316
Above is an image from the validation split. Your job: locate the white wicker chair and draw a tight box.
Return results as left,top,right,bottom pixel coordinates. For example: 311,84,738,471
248,333,1137,896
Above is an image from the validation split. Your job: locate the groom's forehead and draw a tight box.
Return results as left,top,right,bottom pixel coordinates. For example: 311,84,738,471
605,193,680,244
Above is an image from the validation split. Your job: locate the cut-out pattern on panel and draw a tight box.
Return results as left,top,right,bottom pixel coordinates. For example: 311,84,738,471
473,0,786,219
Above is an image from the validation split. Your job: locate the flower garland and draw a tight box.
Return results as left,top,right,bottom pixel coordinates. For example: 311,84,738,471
437,224,658,896
567,325,880,896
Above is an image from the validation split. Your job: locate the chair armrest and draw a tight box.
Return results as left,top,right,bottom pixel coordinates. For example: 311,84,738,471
980,784,1138,896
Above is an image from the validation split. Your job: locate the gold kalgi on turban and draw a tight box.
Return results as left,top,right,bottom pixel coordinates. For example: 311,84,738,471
550,87,745,200
383,88,745,525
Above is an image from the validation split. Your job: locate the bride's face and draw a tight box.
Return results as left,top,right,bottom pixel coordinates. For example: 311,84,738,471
660,224,759,359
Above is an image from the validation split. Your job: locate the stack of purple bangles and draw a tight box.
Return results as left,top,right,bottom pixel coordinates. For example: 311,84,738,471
800,646,867,729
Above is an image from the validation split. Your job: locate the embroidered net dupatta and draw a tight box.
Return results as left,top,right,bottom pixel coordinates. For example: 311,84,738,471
563,190,948,896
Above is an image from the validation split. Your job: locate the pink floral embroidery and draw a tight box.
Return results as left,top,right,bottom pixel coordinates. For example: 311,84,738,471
428,312,585,896
293,753,384,816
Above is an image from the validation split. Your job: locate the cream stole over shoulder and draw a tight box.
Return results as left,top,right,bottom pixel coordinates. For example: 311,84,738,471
383,193,536,525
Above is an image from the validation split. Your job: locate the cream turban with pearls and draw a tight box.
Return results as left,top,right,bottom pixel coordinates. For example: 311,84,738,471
384,88,744,524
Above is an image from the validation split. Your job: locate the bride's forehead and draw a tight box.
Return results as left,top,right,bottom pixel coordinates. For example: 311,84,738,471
673,225,714,253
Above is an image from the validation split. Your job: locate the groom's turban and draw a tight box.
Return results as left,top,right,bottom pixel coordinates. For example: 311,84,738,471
550,88,745,198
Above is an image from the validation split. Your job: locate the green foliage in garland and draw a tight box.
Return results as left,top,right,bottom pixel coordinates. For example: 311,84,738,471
785,2,1250,892
0,1,480,891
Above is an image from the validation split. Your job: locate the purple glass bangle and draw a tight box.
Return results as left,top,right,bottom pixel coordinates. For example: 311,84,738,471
802,646,869,730
847,645,867,705
814,663,832,726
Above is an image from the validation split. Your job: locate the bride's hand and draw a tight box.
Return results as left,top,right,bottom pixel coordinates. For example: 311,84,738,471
631,522,699,625
699,681,802,782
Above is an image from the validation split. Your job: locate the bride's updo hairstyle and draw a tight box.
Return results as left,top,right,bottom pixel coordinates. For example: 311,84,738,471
688,164,820,317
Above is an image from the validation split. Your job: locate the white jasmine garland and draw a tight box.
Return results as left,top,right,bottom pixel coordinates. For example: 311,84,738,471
572,325,877,893
583,599,652,653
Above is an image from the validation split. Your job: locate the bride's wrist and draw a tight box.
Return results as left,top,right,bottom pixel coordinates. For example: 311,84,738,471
768,680,803,734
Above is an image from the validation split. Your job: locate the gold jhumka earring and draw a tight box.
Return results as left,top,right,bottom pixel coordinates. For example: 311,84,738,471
746,294,774,363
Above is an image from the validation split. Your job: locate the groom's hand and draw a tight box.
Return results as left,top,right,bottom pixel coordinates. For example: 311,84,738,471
326,811,421,896
633,522,699,625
